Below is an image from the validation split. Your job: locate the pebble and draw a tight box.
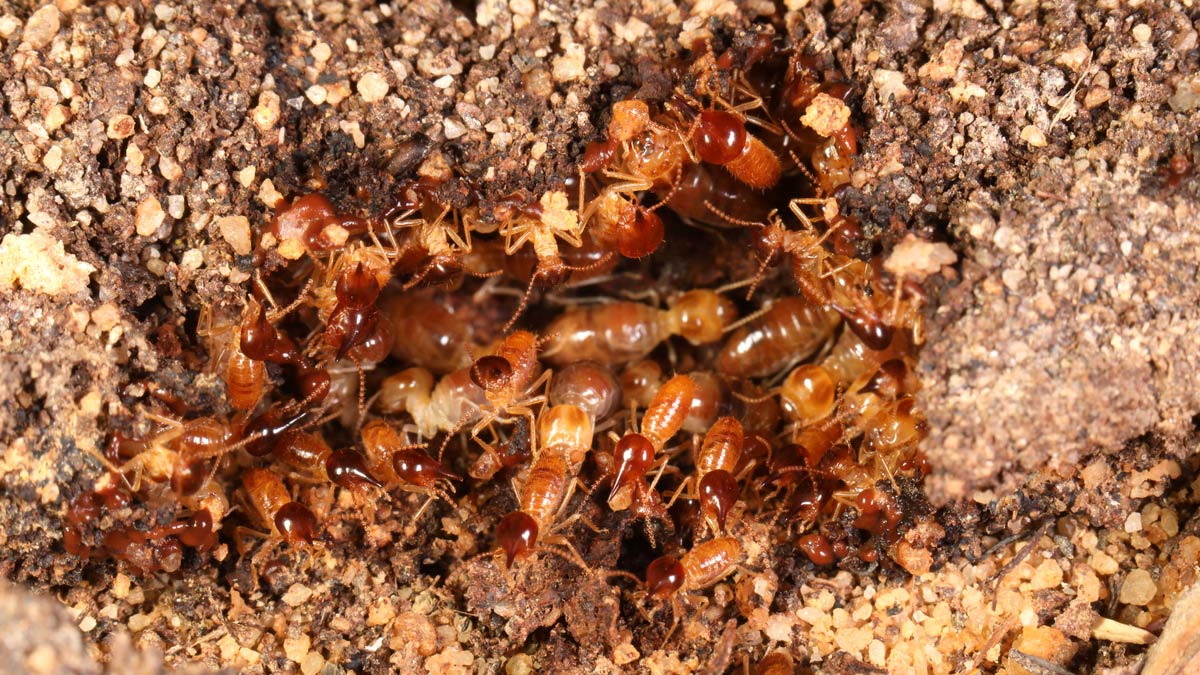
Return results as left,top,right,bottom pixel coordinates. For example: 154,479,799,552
180,248,203,271
217,215,251,255
107,114,136,140
42,145,62,171
283,634,310,663
358,72,389,102
1020,124,1047,147
282,583,314,607
1119,569,1157,606
305,84,327,106
23,5,60,49
135,197,166,237
252,91,281,131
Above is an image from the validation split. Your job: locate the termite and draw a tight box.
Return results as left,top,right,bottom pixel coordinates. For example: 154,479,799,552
716,297,840,378
608,374,696,512
665,416,745,534
239,467,319,549
494,404,595,570
644,536,744,638
541,289,736,366
360,419,460,521
498,191,614,331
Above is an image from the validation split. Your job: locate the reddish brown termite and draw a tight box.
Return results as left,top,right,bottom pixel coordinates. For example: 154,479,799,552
608,374,696,513
664,416,746,534
716,297,841,379
494,404,595,570
238,467,319,551
643,536,744,639
360,419,461,522
541,289,736,366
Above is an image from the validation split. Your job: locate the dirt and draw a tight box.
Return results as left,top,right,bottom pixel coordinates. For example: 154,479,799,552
1,0,1198,674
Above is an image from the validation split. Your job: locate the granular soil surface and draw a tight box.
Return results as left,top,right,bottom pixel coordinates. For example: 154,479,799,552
1,1,1198,673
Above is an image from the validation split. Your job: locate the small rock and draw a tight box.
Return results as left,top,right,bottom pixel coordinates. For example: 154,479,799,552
135,197,166,237
1132,23,1151,45
282,583,313,607
283,634,310,663
872,69,911,103
23,5,60,49
918,39,964,82
1020,124,1047,147
251,91,281,131
1168,75,1200,112
1030,559,1064,591
1119,569,1157,606
299,651,324,675
217,216,251,255
90,303,121,331
180,249,204,270
304,84,327,106
41,145,63,172
800,93,851,136
552,43,586,82
390,612,437,655
358,71,389,102
443,118,467,140
106,114,135,140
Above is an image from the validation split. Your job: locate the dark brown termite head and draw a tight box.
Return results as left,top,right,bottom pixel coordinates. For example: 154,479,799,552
410,254,464,290
297,365,331,403
471,354,513,392
326,449,384,493
243,408,310,457
392,449,462,487
533,256,572,290
241,304,300,365
170,457,210,497
581,137,619,173
608,433,656,504
831,302,892,351
274,502,318,546
797,532,835,566
698,469,739,533
336,261,382,309
645,555,686,599
174,509,218,549
496,511,539,568
327,303,381,361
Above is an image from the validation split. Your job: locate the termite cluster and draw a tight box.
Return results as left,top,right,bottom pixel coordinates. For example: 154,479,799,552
65,28,942,663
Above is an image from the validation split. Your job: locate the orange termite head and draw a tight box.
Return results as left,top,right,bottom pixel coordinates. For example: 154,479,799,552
615,205,664,259
496,511,539,568
698,469,739,533
693,110,747,165
175,509,217,549
325,449,383,492
471,354,513,392
645,555,686,599
274,502,318,546
608,433,655,504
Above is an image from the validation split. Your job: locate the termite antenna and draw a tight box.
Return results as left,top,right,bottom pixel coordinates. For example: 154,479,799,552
435,410,474,463
502,271,540,333
704,200,766,228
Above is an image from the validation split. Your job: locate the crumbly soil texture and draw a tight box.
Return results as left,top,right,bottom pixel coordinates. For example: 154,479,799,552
1,1,1199,674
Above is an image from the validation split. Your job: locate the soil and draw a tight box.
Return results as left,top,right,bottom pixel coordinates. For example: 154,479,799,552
1,0,1198,674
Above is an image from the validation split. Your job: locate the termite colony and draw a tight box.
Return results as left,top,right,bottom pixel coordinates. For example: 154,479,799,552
65,28,945,663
